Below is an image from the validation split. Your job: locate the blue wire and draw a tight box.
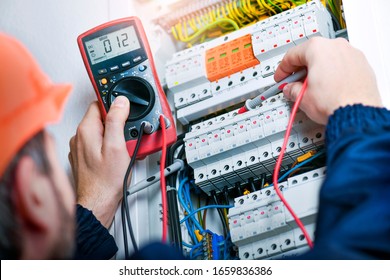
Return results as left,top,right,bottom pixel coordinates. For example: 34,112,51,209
223,235,229,260
185,219,198,244
270,150,325,186
182,241,195,248
178,178,204,231
189,242,203,259
184,181,194,211
191,251,204,260
180,204,233,224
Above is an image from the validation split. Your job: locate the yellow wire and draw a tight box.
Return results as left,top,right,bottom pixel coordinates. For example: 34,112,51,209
225,2,234,21
177,18,239,43
256,0,265,12
176,22,185,42
226,2,240,23
246,0,258,16
171,26,178,40
183,19,188,40
233,0,246,21
201,13,209,25
216,5,221,19
274,0,289,10
241,0,254,19
209,9,215,22
221,5,228,18
261,0,277,15
171,0,316,45
249,0,264,18
196,15,202,27
248,0,260,17
229,1,242,24
189,17,198,32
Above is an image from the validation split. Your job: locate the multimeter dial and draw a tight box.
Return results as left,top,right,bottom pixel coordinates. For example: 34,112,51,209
108,76,155,121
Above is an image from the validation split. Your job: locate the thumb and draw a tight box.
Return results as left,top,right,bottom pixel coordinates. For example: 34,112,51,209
103,96,130,153
283,82,303,102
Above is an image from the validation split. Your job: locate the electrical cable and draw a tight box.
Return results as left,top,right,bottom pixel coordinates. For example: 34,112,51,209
122,122,145,259
167,138,184,186
167,187,182,249
166,137,185,248
177,146,186,160
182,18,239,43
272,77,314,249
159,115,168,243
197,196,203,226
202,208,208,228
178,178,204,231
276,150,325,183
182,241,196,248
180,204,233,224
202,196,210,228
211,191,229,237
268,0,283,13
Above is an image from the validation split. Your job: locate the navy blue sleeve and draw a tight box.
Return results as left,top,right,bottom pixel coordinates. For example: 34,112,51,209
74,204,118,260
129,242,186,260
301,105,390,259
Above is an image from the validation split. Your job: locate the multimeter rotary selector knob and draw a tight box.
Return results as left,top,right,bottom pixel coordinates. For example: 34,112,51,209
108,76,155,121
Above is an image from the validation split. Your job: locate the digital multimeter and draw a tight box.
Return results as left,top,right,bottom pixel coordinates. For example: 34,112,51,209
78,17,176,158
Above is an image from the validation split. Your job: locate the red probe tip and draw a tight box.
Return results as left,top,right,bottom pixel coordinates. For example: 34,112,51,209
238,106,248,114
278,82,288,91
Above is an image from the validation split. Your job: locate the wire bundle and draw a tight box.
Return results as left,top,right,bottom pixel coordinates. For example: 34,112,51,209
168,0,345,47
122,122,146,259
170,0,308,47
177,177,233,259
325,0,345,28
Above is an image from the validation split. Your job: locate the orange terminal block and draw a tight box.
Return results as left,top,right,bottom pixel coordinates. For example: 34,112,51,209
205,34,260,82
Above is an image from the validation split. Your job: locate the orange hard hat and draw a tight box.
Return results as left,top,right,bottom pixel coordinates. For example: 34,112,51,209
0,33,72,176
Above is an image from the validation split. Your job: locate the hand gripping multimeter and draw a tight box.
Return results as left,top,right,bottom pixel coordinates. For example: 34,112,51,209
78,17,176,158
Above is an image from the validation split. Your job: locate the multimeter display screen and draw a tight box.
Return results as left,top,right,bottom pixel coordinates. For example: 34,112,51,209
85,26,141,65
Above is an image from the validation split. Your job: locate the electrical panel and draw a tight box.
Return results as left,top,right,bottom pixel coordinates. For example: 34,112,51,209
117,0,347,260
164,0,335,124
166,0,335,260
184,93,325,194
228,167,326,259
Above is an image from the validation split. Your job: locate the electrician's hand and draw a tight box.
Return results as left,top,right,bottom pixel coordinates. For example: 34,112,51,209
274,37,382,125
69,96,130,228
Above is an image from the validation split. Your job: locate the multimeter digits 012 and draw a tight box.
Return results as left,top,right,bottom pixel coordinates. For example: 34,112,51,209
78,17,176,158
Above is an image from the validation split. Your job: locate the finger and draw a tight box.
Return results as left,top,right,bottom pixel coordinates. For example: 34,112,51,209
274,38,321,82
68,151,78,184
275,49,308,82
102,96,130,155
68,135,78,169
283,81,303,102
77,102,104,153
68,151,73,166
69,135,76,152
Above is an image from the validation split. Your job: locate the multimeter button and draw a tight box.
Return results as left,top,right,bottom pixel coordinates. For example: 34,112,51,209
110,65,119,72
101,78,108,85
138,65,147,72
98,68,107,75
121,61,131,68
133,56,142,63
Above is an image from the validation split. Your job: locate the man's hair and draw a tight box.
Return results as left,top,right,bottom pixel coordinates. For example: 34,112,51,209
0,131,50,259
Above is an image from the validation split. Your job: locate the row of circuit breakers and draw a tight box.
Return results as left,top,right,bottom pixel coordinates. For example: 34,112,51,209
163,0,335,259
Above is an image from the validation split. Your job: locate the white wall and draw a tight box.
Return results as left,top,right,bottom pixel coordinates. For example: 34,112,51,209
344,0,390,107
